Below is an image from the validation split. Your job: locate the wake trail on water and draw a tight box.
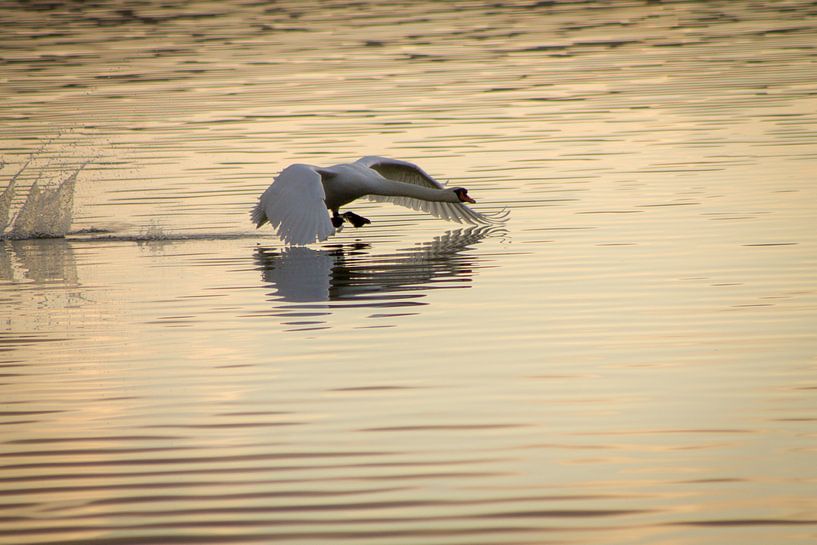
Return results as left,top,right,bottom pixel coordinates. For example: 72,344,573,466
69,229,261,243
1,160,257,243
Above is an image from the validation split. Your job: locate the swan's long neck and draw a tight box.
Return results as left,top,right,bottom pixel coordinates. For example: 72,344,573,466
368,179,457,203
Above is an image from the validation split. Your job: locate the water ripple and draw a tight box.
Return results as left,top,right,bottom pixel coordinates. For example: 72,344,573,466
1,1,816,544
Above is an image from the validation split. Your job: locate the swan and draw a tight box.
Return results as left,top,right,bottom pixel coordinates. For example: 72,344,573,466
251,156,503,245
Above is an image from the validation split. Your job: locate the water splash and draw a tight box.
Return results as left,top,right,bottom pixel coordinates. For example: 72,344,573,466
0,181,14,234
1,161,82,239
0,160,26,234
139,220,170,240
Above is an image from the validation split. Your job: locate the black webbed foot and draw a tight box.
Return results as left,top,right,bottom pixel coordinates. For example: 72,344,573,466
331,215,344,228
342,211,371,228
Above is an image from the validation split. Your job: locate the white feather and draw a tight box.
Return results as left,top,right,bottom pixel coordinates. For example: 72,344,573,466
253,164,335,246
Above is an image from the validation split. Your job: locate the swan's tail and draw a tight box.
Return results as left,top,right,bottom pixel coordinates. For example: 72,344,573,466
250,200,268,228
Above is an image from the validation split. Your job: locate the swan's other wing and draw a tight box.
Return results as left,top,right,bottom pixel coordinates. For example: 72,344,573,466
356,155,445,189
355,155,505,225
251,164,335,245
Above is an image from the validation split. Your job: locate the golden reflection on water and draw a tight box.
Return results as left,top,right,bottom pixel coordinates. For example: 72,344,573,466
2,1,817,544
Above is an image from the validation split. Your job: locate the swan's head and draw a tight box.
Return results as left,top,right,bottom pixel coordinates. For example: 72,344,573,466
452,187,476,204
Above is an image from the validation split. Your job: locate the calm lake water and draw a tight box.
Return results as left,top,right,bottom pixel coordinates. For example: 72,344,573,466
2,1,817,544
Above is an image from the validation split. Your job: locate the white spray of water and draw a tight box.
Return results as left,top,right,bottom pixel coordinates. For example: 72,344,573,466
0,180,14,234
1,161,82,239
0,160,27,234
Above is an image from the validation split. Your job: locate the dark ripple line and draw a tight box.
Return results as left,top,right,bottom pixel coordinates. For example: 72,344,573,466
145,422,301,429
0,410,64,416
5,435,183,445
0,526,551,545
667,518,817,527
330,385,419,392
214,411,293,417
0,337,69,345
68,487,411,509
38,507,652,525
0,450,394,471
361,424,527,432
0,459,503,484
338,470,511,482
0,446,197,458
1,484,405,500
573,428,752,436
0,502,36,511
66,494,635,517
2,512,652,543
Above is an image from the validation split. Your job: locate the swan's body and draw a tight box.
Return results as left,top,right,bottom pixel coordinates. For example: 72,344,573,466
252,156,501,245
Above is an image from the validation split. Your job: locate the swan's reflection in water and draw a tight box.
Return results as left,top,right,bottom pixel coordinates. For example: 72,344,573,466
254,227,499,328
0,238,78,286
1,238,83,335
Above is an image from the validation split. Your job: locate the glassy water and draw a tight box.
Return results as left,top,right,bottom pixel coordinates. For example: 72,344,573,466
2,1,816,544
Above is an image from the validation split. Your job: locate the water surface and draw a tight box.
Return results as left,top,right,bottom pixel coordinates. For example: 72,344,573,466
2,1,816,544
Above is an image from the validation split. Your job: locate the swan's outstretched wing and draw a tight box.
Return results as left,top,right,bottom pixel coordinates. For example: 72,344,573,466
251,164,335,245
355,155,505,225
356,155,445,189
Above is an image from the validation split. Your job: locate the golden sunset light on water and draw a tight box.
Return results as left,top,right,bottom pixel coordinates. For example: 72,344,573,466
2,2,816,544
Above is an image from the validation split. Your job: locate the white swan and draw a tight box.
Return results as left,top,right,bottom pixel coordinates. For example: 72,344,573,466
251,156,503,245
